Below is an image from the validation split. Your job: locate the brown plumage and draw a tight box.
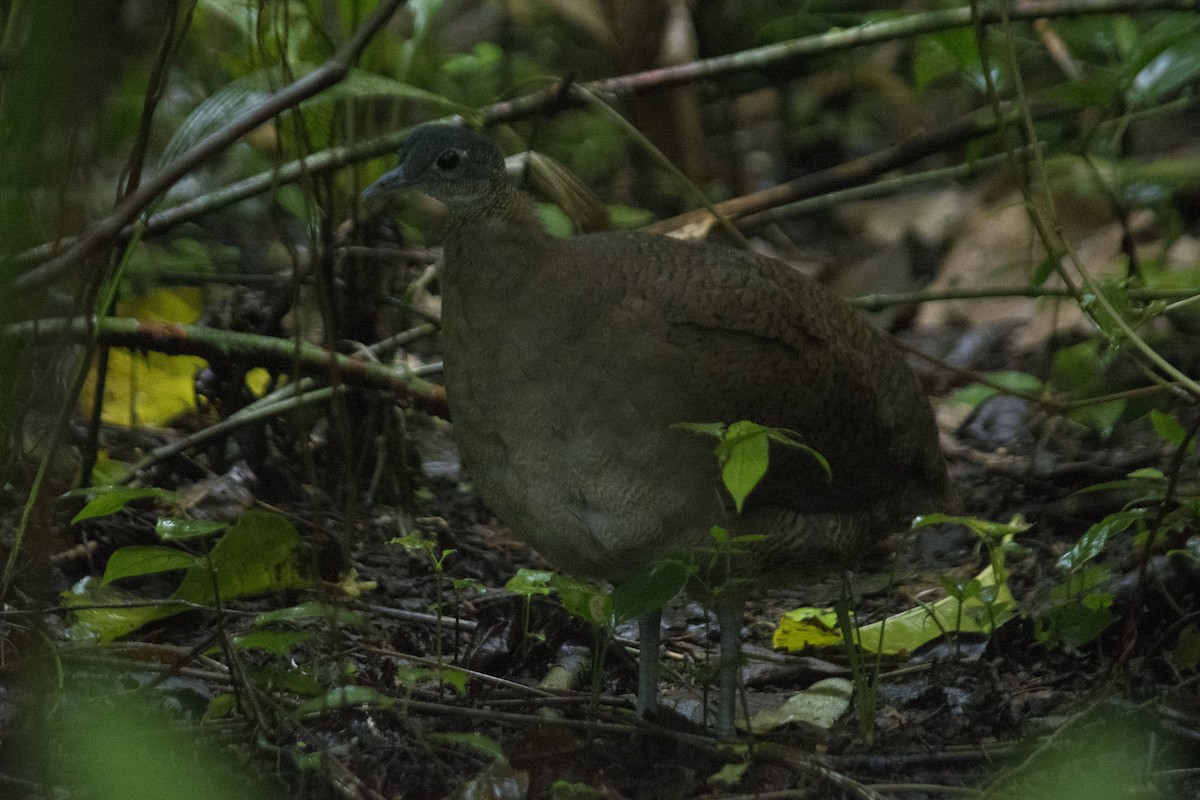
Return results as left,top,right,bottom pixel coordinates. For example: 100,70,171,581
364,124,954,736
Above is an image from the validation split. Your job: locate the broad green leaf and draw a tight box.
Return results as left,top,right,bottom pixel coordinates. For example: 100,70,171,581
318,69,467,113
1075,467,1165,490
551,573,611,628
721,420,769,513
89,452,130,487
950,371,1044,409
611,558,689,625
100,546,200,585
1150,409,1195,452
160,66,462,175
67,511,313,640
747,677,853,733
1079,278,1133,341
394,664,467,694
296,685,394,714
608,204,656,229
1068,398,1127,439
912,513,1031,542
708,762,751,788
70,487,176,523
504,568,555,597
254,601,370,628
1050,563,1112,596
251,664,327,697
1128,30,1200,107
771,606,844,651
155,518,229,541
63,577,189,641
1031,255,1056,287
1036,601,1113,650
1053,340,1108,396
47,676,271,800
1057,510,1145,570
857,561,1014,654
173,511,312,604
535,202,574,238
232,629,313,654
913,28,982,91
1170,624,1200,671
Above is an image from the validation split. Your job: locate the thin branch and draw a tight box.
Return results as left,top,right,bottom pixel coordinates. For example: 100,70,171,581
646,104,1043,236
1,316,446,414
851,286,1200,311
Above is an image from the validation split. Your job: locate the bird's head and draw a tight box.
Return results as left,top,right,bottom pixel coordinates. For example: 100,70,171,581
362,124,507,211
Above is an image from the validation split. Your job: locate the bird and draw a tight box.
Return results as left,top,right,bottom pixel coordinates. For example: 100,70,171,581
363,124,954,738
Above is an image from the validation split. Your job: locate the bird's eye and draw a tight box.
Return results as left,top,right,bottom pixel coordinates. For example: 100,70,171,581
435,149,461,171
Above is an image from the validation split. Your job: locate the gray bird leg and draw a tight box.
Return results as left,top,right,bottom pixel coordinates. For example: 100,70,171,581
637,609,662,719
715,599,743,738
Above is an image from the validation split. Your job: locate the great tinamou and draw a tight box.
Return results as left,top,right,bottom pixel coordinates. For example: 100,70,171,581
363,124,954,737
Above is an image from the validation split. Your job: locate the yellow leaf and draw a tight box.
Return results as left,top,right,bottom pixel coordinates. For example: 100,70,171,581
773,560,1015,655
772,606,846,651
80,287,207,427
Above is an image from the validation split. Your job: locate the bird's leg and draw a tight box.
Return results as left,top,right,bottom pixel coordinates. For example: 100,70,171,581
637,609,662,719
715,598,744,739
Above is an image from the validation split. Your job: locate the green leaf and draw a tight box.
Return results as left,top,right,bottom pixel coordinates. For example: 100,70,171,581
1068,398,1127,439
155,517,229,541
1035,586,1114,651
1127,29,1200,107
607,205,656,229
1053,340,1107,397
1058,510,1145,571
203,693,238,721
534,202,574,238
1150,409,1195,452
1078,279,1132,341
254,601,370,629
319,69,467,112
70,487,176,523
62,578,188,642
911,513,1031,542
551,573,611,628
67,511,314,641
913,28,982,91
100,546,200,585
252,663,327,697
296,685,394,714
1031,256,1056,287
173,511,312,604
160,66,464,174
720,421,770,513
950,371,1044,409
232,629,313,654
611,559,690,625
504,568,555,597
746,677,854,734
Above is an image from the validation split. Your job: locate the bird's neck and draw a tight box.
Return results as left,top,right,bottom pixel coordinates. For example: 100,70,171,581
442,188,553,295
445,188,549,255
446,183,541,230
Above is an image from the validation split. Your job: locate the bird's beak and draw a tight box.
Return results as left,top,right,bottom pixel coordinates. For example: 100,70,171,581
361,164,409,204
